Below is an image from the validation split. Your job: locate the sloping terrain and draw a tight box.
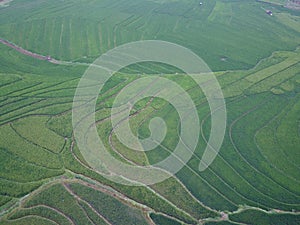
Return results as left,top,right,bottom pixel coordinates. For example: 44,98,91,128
0,0,300,224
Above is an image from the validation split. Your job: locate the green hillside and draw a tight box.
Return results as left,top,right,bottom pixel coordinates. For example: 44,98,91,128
1,0,300,71
0,0,300,224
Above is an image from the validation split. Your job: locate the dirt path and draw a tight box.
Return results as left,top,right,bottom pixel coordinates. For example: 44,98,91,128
0,38,53,62
0,38,94,67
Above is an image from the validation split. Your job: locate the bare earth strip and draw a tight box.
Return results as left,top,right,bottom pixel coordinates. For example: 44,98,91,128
0,38,51,61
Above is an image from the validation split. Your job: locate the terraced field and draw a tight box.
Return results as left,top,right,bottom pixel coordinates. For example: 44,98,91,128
1,0,300,71
1,0,300,225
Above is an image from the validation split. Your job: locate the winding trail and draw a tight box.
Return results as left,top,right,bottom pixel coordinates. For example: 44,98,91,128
0,38,87,66
0,38,53,62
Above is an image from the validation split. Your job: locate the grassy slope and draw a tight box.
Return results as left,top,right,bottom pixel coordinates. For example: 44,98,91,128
1,45,299,224
1,0,300,71
0,0,300,224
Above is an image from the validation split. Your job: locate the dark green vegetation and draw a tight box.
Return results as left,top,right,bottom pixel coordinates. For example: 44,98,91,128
3,182,150,225
150,213,183,225
1,0,300,224
229,209,300,225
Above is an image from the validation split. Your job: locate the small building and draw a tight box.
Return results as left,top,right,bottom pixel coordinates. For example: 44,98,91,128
266,10,273,16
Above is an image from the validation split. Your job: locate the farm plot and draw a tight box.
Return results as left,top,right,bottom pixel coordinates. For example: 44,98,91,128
1,46,300,223
0,1,300,224
1,0,300,71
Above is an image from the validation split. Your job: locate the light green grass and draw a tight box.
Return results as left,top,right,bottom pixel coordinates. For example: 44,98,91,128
277,13,300,33
0,125,62,169
12,116,65,153
1,0,300,71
